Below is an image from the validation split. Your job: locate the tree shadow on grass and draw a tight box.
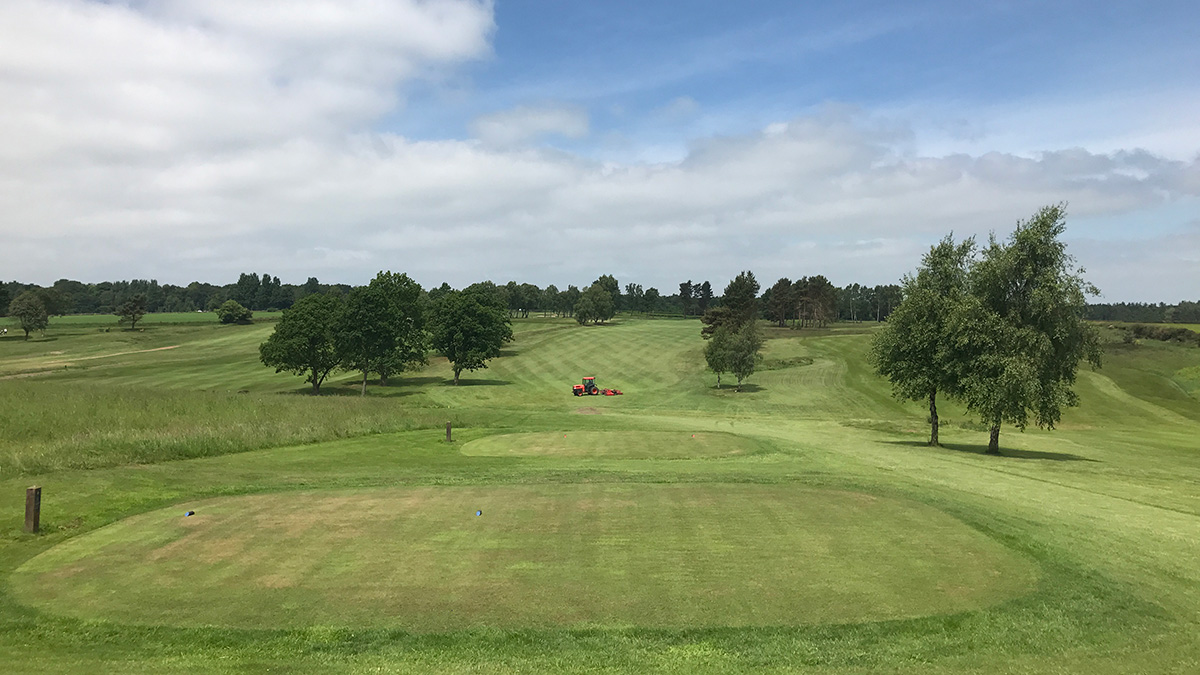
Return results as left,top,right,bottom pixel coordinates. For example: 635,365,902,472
445,378,512,387
709,383,766,393
885,440,1097,462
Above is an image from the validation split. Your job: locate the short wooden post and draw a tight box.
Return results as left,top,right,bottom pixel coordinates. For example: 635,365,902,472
25,486,41,534
446,422,452,443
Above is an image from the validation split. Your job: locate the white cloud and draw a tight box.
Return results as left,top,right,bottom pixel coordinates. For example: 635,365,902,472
0,2,1198,303
470,104,590,146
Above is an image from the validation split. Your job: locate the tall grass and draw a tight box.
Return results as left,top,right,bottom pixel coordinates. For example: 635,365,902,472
0,382,446,475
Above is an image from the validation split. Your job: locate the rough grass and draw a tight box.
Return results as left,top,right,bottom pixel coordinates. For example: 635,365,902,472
0,315,1198,672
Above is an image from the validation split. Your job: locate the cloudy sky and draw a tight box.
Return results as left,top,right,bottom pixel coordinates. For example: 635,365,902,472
1,0,1197,301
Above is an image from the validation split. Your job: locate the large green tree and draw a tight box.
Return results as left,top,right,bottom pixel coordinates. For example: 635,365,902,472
960,204,1102,454
430,288,513,385
594,274,620,312
368,272,428,386
722,271,759,327
115,294,147,330
870,235,976,446
9,291,48,340
767,278,793,327
678,280,694,316
575,283,615,324
259,293,342,394
335,272,426,395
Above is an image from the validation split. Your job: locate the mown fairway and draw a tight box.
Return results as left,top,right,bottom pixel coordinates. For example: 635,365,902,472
1,315,1199,673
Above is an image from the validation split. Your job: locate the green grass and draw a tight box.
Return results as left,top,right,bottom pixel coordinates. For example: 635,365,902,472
0,315,1198,672
460,431,764,459
10,484,1035,630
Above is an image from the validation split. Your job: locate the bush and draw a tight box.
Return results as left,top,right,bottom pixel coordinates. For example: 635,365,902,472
1126,324,1200,346
217,300,253,324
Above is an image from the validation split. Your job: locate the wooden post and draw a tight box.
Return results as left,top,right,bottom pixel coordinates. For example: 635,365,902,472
446,422,452,443
25,486,41,534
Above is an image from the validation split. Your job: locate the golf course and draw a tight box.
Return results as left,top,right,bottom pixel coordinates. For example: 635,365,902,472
2,313,1199,673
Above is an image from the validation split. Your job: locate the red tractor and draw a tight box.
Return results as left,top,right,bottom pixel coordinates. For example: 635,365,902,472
572,376,622,396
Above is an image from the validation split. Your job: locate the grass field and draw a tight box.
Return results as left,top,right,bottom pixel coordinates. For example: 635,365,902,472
1,314,1199,672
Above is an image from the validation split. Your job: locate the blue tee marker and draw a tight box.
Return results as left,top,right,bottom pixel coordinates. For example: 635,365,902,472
476,510,482,516
184,510,195,517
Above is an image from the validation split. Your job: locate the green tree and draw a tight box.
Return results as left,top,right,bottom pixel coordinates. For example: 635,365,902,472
259,293,342,394
430,288,513,385
679,280,694,316
767,278,793,327
696,281,713,313
700,305,735,339
624,283,644,314
576,283,615,324
369,272,428,386
594,274,620,312
217,299,253,324
960,204,1102,454
560,285,581,317
704,324,733,388
0,286,12,318
115,294,147,330
728,321,765,391
870,236,975,446
333,279,393,393
542,284,559,316
644,287,661,313
722,271,759,327
9,291,48,340
36,288,67,316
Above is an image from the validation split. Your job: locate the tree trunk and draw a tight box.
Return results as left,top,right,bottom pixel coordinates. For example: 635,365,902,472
928,389,939,446
360,370,367,396
453,368,461,385
987,424,1001,454
312,378,320,395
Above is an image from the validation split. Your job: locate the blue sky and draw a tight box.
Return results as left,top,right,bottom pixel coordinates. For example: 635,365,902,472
0,0,1197,300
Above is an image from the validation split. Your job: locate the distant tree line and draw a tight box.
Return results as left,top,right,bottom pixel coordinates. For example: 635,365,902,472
1085,301,1200,324
0,274,897,324
0,274,350,317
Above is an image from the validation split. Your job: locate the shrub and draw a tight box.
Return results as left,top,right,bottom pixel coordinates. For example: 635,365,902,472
217,300,253,324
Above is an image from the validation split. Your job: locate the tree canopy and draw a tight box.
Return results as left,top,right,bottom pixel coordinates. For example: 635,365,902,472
430,288,513,385
9,291,48,340
960,204,1102,453
259,293,342,394
335,272,426,395
870,235,975,446
575,283,615,324
873,205,1101,453
722,271,759,327
115,294,147,329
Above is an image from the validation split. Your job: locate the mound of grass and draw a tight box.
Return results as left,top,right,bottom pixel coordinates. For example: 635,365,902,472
461,431,763,459
11,484,1037,631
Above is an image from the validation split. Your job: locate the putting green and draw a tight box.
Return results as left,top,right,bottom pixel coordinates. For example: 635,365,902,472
11,485,1037,631
461,430,763,458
